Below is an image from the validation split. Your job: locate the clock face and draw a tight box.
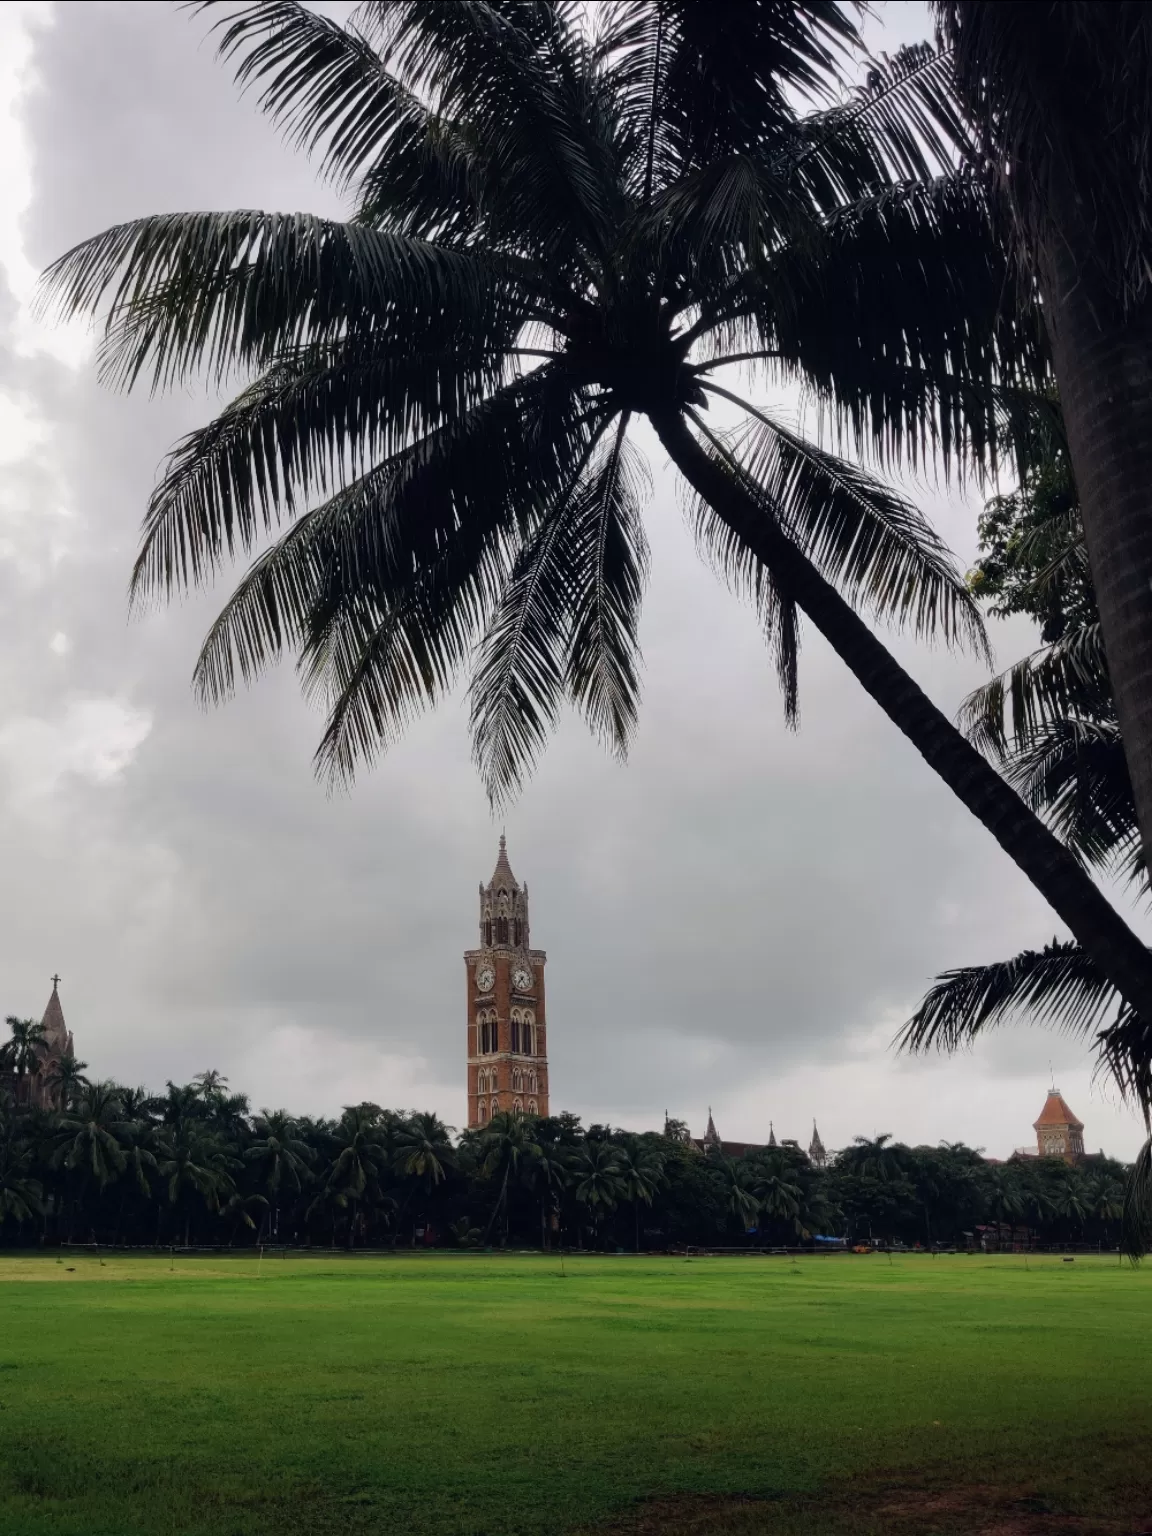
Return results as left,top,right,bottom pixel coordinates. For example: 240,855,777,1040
512,965,533,992
476,964,495,992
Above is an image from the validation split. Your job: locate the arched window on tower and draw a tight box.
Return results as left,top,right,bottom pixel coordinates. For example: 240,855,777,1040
513,1097,523,1115
522,1023,533,1056
490,1098,500,1119
510,1017,521,1053
512,1068,522,1092
478,1100,488,1125
484,919,493,946
527,1099,538,1116
497,916,509,945
513,918,522,946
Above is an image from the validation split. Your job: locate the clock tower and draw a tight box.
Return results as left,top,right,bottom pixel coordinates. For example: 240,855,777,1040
465,836,549,1127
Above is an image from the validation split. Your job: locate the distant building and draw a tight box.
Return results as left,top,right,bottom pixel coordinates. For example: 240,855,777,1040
1031,1088,1086,1163
2,977,75,1112
684,1108,823,1162
465,837,550,1127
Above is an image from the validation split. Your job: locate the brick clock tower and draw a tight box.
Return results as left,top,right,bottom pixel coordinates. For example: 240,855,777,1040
465,837,549,1127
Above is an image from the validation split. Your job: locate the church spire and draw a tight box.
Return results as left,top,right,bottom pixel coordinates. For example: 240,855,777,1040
767,1120,778,1148
703,1107,720,1150
808,1119,827,1168
41,976,71,1056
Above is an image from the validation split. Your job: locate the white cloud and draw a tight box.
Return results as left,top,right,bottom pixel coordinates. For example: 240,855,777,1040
0,696,152,801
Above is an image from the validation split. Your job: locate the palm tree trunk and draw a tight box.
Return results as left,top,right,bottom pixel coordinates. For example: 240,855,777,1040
654,410,1152,1024
1037,202,1152,892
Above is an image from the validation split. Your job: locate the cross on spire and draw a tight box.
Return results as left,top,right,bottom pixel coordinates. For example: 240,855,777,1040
50,974,61,991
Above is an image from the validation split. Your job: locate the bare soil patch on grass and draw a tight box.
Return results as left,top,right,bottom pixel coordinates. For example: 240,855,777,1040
586,1478,1152,1536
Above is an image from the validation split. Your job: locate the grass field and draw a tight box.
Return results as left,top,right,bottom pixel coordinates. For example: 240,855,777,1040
1,1251,1150,1536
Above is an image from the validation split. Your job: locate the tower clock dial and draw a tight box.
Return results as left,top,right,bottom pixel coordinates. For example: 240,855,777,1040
512,964,533,992
476,964,495,992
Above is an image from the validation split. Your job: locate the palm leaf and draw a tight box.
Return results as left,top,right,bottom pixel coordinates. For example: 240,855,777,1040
960,623,1111,757
39,212,521,393
898,939,1125,1055
692,397,990,659
133,332,517,599
469,414,649,803
193,0,431,189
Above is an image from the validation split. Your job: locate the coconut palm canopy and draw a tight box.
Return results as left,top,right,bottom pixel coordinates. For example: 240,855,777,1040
41,0,1022,802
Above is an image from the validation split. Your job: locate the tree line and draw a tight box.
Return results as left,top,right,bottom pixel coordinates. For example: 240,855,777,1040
0,1035,1127,1253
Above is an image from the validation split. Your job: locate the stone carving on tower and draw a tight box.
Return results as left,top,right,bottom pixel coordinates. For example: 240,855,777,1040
465,837,549,1127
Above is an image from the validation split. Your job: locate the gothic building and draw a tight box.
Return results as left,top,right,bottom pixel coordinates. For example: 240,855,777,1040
2,977,75,1111
465,837,549,1127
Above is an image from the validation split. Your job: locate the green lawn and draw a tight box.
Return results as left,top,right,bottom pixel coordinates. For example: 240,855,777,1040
0,1251,1149,1536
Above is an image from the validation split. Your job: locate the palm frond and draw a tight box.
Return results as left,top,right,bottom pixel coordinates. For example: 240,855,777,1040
353,0,624,272
192,364,601,705
960,623,1111,757
682,413,802,723
999,716,1141,888
39,212,522,393
898,940,1125,1055
469,413,649,804
132,334,515,600
695,394,990,659
701,171,1042,473
597,0,859,199
192,0,430,189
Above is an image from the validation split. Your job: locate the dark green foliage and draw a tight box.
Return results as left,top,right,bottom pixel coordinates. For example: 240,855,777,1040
0,1018,1126,1252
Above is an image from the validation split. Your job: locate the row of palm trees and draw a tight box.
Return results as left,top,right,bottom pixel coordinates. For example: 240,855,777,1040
0,1047,1129,1251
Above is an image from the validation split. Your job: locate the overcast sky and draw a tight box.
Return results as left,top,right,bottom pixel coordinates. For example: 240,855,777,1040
0,1,1146,1158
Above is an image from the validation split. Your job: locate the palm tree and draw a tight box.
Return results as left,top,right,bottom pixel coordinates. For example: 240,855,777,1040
937,3,1152,892
984,1167,1026,1248
475,1111,540,1246
192,1069,229,1099
51,1082,131,1191
393,1111,455,1243
615,1136,665,1252
572,1142,626,1247
715,1156,761,1236
839,1134,903,1183
155,1125,236,1246
41,0,1152,1022
1,1018,45,1103
751,1164,805,1238
45,1057,91,1111
0,1141,42,1228
245,1110,313,1238
325,1106,390,1246
524,1141,571,1251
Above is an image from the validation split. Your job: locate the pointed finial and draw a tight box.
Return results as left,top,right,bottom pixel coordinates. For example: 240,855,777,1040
50,973,61,992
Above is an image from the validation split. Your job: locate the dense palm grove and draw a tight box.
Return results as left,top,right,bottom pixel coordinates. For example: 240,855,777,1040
0,1025,1127,1252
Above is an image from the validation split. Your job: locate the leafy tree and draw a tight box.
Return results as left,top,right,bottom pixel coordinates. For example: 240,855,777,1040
713,1155,761,1235
41,0,1152,1019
